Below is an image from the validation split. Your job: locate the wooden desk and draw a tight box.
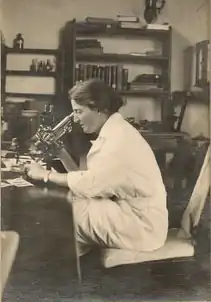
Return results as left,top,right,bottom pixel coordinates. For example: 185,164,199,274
1,181,81,300
142,131,190,152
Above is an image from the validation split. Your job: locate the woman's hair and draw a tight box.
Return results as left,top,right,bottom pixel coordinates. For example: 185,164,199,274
69,79,124,115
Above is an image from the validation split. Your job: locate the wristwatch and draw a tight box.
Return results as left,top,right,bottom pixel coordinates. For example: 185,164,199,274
43,170,51,184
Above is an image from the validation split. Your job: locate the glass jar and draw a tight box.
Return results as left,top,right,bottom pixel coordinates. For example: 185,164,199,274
13,33,24,49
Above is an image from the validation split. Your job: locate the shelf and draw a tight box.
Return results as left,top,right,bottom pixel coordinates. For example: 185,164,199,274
76,53,168,64
5,92,55,98
5,47,58,55
120,89,168,97
76,24,170,38
6,70,56,77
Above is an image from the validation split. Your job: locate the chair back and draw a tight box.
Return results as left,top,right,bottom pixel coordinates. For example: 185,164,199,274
178,143,210,239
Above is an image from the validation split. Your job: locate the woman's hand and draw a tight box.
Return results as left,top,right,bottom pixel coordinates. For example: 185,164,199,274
24,162,69,187
24,162,48,182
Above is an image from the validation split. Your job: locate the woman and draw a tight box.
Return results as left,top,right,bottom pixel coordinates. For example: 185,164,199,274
25,79,168,255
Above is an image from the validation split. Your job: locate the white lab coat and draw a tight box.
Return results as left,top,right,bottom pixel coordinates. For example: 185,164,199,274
67,113,168,253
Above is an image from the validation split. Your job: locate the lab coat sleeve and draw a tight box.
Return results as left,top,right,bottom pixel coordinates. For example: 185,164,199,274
67,144,154,198
67,151,126,198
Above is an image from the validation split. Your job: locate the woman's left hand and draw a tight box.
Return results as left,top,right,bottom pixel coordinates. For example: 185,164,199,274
24,162,48,182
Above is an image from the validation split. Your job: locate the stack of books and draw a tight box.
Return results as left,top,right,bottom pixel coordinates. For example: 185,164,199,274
76,17,119,32
76,39,103,55
129,74,163,91
145,23,170,30
117,15,143,29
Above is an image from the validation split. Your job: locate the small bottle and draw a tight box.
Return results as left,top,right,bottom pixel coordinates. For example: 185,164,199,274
13,33,24,49
52,58,56,72
45,59,53,72
37,61,44,72
41,60,46,72
30,59,38,72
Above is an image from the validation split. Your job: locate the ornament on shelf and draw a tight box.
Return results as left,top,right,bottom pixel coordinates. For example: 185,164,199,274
30,59,38,72
52,58,56,72
13,33,24,49
45,59,54,72
37,60,45,72
29,58,55,73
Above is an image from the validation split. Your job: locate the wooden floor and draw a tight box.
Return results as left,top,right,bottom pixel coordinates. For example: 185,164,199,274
2,201,210,302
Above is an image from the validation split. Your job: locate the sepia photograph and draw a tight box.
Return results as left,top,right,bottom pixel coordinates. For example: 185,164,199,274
1,0,210,301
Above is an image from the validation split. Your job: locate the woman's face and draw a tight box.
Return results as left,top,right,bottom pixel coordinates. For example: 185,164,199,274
71,99,107,134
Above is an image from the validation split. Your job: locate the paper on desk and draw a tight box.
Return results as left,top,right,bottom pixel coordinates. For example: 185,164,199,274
5,177,34,187
1,181,12,188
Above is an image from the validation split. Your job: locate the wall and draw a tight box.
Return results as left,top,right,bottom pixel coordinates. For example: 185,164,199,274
1,0,210,137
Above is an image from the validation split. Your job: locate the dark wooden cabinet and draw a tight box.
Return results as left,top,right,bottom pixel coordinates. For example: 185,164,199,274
59,19,173,125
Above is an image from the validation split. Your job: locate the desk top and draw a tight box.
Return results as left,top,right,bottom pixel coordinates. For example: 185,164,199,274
1,177,81,298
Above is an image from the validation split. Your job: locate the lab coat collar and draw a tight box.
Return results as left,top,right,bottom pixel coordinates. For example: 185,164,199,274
98,112,123,139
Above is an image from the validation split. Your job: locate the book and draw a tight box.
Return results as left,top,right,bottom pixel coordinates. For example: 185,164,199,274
117,15,139,22
76,42,101,49
146,24,170,30
76,22,108,32
98,65,104,81
129,84,163,91
92,65,98,78
120,22,142,29
104,65,110,85
85,17,117,24
87,64,93,79
122,69,129,90
111,65,118,89
116,64,124,91
145,50,162,56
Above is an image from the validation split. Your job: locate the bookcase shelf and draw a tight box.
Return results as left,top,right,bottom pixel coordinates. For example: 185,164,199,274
1,46,59,105
60,19,173,124
5,92,55,99
76,24,170,38
76,53,168,64
120,89,168,97
6,70,56,77
5,47,58,55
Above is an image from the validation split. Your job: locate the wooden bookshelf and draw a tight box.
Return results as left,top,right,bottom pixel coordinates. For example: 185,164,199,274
59,19,173,123
6,70,57,77
1,47,59,106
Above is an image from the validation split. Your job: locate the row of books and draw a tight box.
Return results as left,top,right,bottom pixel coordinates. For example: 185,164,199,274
75,64,129,90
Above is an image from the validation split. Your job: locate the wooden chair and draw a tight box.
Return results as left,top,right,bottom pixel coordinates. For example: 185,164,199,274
101,143,210,270
0,231,19,300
